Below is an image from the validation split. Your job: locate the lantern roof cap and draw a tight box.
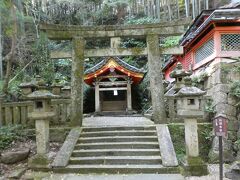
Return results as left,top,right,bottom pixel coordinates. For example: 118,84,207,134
170,62,191,78
174,86,206,97
26,90,60,100
213,114,228,120
19,82,37,88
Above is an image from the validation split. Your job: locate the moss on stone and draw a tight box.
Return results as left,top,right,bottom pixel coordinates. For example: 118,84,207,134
168,124,185,159
130,47,144,55
181,157,208,176
28,154,50,169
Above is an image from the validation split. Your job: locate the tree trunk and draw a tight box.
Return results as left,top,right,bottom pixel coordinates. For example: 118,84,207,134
2,2,17,94
156,0,161,22
0,13,3,80
185,0,190,17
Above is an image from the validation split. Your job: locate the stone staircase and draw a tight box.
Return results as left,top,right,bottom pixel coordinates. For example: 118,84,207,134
55,126,179,174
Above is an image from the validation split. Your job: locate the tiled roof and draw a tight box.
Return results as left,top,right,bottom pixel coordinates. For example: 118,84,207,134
84,57,146,75
180,5,240,46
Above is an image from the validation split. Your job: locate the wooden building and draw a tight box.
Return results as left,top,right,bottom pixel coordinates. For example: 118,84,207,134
163,3,240,81
84,57,145,113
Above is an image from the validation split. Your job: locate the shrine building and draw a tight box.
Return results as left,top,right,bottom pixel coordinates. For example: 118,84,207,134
163,4,240,80
84,57,145,113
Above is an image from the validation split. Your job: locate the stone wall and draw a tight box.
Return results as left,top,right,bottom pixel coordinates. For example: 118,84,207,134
204,61,240,162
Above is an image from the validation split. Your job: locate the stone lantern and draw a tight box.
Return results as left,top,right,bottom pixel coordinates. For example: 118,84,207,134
19,76,37,98
36,76,47,90
174,76,206,119
51,78,63,95
170,62,191,91
26,89,59,168
174,76,208,176
61,86,71,98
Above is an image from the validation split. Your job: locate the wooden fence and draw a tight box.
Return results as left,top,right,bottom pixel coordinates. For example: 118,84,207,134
0,99,71,127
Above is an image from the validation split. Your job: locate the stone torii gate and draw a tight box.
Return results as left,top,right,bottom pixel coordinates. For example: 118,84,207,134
40,20,190,126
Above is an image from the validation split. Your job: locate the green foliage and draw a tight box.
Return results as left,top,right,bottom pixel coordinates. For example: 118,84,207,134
54,59,72,84
191,73,208,87
31,33,54,84
230,80,240,99
160,36,181,48
204,99,215,113
198,124,212,161
0,125,27,150
0,80,3,94
120,38,146,48
168,124,185,159
233,64,240,73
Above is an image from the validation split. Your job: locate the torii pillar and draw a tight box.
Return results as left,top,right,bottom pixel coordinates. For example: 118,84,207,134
147,34,167,124
70,37,85,126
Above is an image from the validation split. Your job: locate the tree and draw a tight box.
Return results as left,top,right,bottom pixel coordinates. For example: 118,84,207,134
0,4,3,80
2,0,18,95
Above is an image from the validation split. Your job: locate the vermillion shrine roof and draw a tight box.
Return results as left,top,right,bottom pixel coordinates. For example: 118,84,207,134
84,57,146,85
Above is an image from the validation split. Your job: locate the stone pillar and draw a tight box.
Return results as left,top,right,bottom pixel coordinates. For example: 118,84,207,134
71,37,85,126
184,118,199,157
127,82,132,111
168,98,176,120
95,83,100,112
146,34,167,123
36,119,49,154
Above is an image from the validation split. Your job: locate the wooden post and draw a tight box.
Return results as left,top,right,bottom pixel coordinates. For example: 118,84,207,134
71,37,85,126
5,107,13,125
13,106,20,125
95,82,100,112
127,81,132,111
147,34,167,124
20,106,27,125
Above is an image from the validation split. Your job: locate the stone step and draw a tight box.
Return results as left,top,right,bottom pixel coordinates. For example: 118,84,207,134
82,126,156,132
69,156,162,165
71,149,160,157
74,142,159,150
78,136,158,143
80,130,156,137
53,164,180,174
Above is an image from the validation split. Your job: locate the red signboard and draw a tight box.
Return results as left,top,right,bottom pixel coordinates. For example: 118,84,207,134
214,116,227,137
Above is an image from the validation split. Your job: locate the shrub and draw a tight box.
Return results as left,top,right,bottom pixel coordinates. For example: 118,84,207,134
0,125,27,150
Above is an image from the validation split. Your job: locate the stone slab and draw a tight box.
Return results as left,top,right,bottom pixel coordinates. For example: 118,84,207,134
83,117,154,127
52,127,81,167
156,124,178,167
29,173,184,180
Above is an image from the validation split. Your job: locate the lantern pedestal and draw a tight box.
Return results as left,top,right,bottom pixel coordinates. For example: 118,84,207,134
180,118,208,176
28,112,55,169
181,156,208,176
